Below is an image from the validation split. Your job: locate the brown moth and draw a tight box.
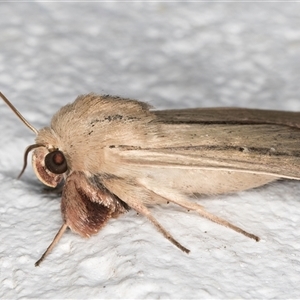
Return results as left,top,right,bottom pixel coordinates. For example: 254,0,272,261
1,92,300,266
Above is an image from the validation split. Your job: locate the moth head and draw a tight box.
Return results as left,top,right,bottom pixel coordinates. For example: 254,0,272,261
0,92,67,187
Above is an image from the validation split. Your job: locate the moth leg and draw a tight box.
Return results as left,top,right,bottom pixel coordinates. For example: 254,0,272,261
148,189,260,242
129,201,190,253
35,223,68,267
103,179,190,253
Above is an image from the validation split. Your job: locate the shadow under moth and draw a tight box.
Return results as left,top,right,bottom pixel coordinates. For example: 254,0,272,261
1,92,300,266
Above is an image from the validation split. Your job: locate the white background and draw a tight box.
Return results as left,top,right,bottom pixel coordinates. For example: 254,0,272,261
1,2,300,299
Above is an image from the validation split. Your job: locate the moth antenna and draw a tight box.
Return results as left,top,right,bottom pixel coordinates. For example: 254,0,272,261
18,143,46,179
35,223,68,267
0,91,39,135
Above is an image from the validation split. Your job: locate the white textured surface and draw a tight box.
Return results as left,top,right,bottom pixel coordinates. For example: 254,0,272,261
1,3,300,299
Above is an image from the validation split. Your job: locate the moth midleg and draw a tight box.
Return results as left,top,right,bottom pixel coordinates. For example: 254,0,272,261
147,188,259,241
131,202,190,253
103,179,190,253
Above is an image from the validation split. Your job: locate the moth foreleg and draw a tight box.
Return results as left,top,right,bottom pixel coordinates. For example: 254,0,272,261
35,223,68,267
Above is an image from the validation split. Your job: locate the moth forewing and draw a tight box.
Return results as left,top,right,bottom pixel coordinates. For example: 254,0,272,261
110,114,300,180
2,91,300,266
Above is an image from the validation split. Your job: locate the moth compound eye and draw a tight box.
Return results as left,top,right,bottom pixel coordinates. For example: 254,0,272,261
45,150,68,174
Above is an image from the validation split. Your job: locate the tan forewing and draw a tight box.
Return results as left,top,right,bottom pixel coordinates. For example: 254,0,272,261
107,108,300,180
153,107,300,129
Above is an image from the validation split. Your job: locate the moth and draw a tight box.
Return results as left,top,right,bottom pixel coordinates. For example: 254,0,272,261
1,92,300,266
